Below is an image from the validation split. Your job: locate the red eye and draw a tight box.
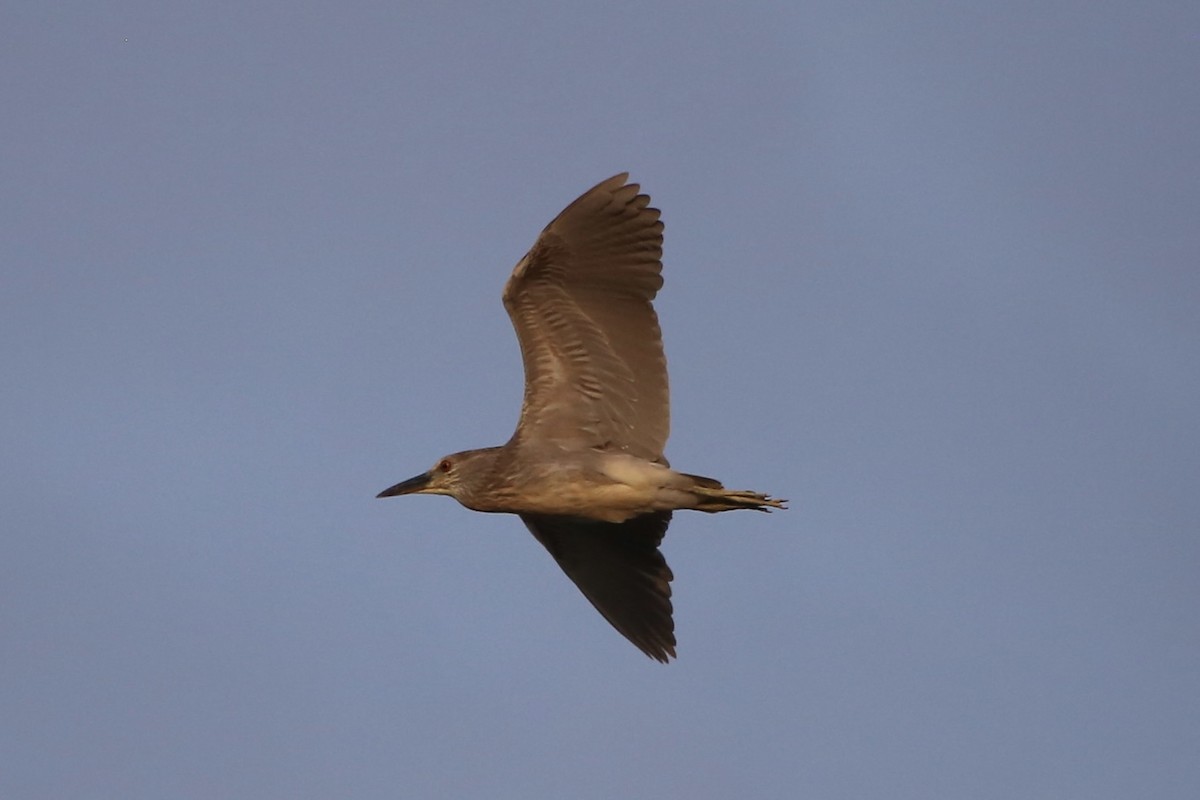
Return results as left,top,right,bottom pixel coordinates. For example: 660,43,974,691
438,459,452,472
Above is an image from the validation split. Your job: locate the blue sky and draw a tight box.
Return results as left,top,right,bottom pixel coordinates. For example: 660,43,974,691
3,2,1198,797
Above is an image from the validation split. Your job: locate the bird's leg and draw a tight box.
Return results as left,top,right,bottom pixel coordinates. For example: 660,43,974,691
687,485,787,513
674,471,787,513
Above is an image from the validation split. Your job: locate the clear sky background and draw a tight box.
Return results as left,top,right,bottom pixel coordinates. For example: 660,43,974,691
3,2,1198,798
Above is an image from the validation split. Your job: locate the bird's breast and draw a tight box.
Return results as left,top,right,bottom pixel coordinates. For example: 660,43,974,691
493,453,678,523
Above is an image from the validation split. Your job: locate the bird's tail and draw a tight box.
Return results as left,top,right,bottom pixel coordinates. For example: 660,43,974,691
680,473,787,513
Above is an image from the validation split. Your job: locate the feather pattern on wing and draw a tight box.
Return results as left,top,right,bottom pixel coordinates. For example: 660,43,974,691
503,174,669,461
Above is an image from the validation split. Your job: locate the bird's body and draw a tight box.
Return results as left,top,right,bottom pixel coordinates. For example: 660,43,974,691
379,174,784,662
414,446,773,523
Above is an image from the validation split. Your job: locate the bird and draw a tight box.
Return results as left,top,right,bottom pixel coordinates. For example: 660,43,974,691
377,173,785,662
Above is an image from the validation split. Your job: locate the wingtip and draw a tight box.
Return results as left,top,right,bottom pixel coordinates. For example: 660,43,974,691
596,171,633,193
639,642,676,664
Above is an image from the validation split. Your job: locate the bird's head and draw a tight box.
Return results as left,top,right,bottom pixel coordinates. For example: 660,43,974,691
376,448,501,508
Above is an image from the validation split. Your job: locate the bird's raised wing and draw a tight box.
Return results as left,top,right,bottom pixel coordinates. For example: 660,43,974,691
503,174,669,461
520,511,675,662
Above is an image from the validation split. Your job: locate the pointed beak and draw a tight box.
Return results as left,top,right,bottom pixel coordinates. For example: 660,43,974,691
376,471,433,498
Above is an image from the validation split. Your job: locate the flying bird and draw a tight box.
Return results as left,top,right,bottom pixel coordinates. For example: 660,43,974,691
378,174,785,662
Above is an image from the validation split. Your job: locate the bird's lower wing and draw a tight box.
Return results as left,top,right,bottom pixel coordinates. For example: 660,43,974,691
519,511,675,662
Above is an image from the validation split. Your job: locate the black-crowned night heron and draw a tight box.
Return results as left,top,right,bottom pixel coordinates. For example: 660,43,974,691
378,174,785,662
